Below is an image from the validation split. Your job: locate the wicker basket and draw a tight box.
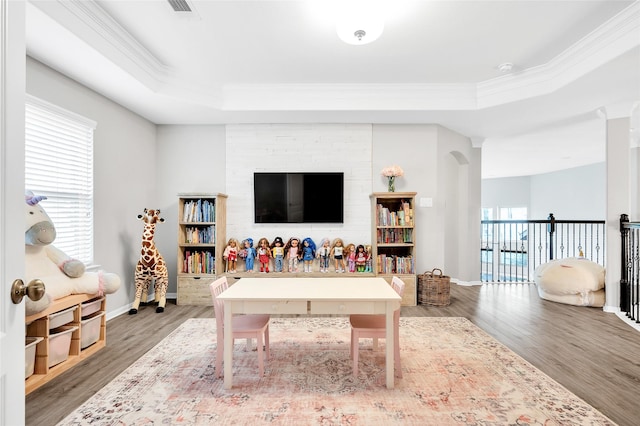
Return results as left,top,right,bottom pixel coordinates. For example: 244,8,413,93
418,268,451,306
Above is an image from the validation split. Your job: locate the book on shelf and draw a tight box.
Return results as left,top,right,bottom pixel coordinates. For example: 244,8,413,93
376,228,412,244
182,199,216,223
376,201,414,227
182,250,216,274
184,226,216,244
375,254,414,274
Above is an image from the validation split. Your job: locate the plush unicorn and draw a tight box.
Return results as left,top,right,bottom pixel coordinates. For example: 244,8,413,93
129,208,168,314
24,191,121,316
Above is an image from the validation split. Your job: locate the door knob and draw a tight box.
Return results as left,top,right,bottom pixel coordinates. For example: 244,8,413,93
10,278,45,304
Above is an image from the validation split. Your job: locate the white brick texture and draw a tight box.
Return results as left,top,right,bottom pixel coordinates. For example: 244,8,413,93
226,124,372,247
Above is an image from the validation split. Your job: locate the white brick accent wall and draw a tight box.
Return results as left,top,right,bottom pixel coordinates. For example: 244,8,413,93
226,124,372,247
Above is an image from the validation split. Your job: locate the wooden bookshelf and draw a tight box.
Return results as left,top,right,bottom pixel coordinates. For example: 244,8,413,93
177,193,227,305
371,192,417,306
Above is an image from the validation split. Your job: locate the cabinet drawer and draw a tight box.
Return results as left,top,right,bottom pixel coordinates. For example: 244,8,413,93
81,297,104,318
230,300,307,314
49,306,76,330
177,276,215,306
310,301,387,315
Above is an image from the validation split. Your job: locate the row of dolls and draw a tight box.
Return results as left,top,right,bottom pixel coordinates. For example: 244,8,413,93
222,236,373,274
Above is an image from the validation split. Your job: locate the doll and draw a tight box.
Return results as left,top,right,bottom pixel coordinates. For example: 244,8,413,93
257,237,271,272
271,236,285,273
330,238,346,273
284,237,301,273
316,237,331,273
301,237,316,273
365,245,373,272
346,243,357,273
355,244,367,272
239,237,256,272
222,237,239,273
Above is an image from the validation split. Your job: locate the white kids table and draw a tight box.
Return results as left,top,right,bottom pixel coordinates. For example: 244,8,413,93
217,277,401,389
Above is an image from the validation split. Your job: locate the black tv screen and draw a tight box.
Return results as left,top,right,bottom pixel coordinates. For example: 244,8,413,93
254,172,344,223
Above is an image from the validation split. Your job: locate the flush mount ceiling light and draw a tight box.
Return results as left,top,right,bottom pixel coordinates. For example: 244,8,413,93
335,1,385,45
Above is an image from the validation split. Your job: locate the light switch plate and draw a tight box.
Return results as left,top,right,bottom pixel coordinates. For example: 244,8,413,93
419,197,433,207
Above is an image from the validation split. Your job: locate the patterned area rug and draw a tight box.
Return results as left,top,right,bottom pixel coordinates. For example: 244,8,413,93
59,317,615,425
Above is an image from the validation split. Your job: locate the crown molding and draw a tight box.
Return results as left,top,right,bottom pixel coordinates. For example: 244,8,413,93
26,94,97,129
470,138,485,149
27,0,640,113
222,2,639,112
477,1,640,108
221,83,478,111
28,0,170,91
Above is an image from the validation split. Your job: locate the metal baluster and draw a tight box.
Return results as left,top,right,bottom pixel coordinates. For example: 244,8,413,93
631,228,640,323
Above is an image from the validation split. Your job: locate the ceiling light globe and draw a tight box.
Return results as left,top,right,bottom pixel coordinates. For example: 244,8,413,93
336,21,384,45
335,4,384,46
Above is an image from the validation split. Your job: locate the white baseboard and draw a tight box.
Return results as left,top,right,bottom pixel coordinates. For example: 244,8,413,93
615,310,640,332
452,279,486,286
106,292,178,321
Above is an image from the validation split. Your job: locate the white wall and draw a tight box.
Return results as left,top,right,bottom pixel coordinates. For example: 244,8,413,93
24,57,483,314
372,124,481,280
482,176,531,213
437,126,481,281
155,123,481,282
530,163,606,220
155,125,226,294
372,124,438,275
26,57,157,317
225,124,372,248
482,163,606,221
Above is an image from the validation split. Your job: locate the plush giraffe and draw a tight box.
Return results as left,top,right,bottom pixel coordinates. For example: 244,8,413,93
129,208,168,314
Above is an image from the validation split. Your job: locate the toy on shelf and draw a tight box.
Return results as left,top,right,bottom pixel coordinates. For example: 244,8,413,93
346,243,357,273
24,191,121,316
285,237,301,272
271,236,285,273
130,208,168,314
223,238,239,273
301,237,316,273
365,245,373,272
316,237,331,273
257,237,271,273
330,238,346,273
355,244,368,272
240,237,257,272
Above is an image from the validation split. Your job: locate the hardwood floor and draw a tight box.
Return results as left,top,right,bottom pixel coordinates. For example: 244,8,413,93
26,283,640,426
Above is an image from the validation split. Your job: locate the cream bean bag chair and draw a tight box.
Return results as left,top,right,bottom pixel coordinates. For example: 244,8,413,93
534,257,605,307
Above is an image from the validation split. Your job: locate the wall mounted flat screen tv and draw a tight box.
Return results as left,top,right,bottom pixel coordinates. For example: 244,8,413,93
254,172,344,223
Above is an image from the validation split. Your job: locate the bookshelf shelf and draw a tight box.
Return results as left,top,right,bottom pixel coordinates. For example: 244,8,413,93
177,193,227,305
371,192,417,306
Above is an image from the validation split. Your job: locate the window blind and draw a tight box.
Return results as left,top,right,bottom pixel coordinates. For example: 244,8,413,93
25,95,96,264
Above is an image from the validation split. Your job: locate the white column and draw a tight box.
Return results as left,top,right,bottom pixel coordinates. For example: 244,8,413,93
631,102,640,218
604,116,631,312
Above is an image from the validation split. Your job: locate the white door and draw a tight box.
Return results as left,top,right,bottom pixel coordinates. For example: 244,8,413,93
0,0,27,423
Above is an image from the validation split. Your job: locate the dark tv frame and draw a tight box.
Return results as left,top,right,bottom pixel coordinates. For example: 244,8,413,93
253,172,344,223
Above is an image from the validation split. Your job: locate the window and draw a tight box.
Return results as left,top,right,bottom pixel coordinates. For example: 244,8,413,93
25,95,96,264
499,207,527,220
